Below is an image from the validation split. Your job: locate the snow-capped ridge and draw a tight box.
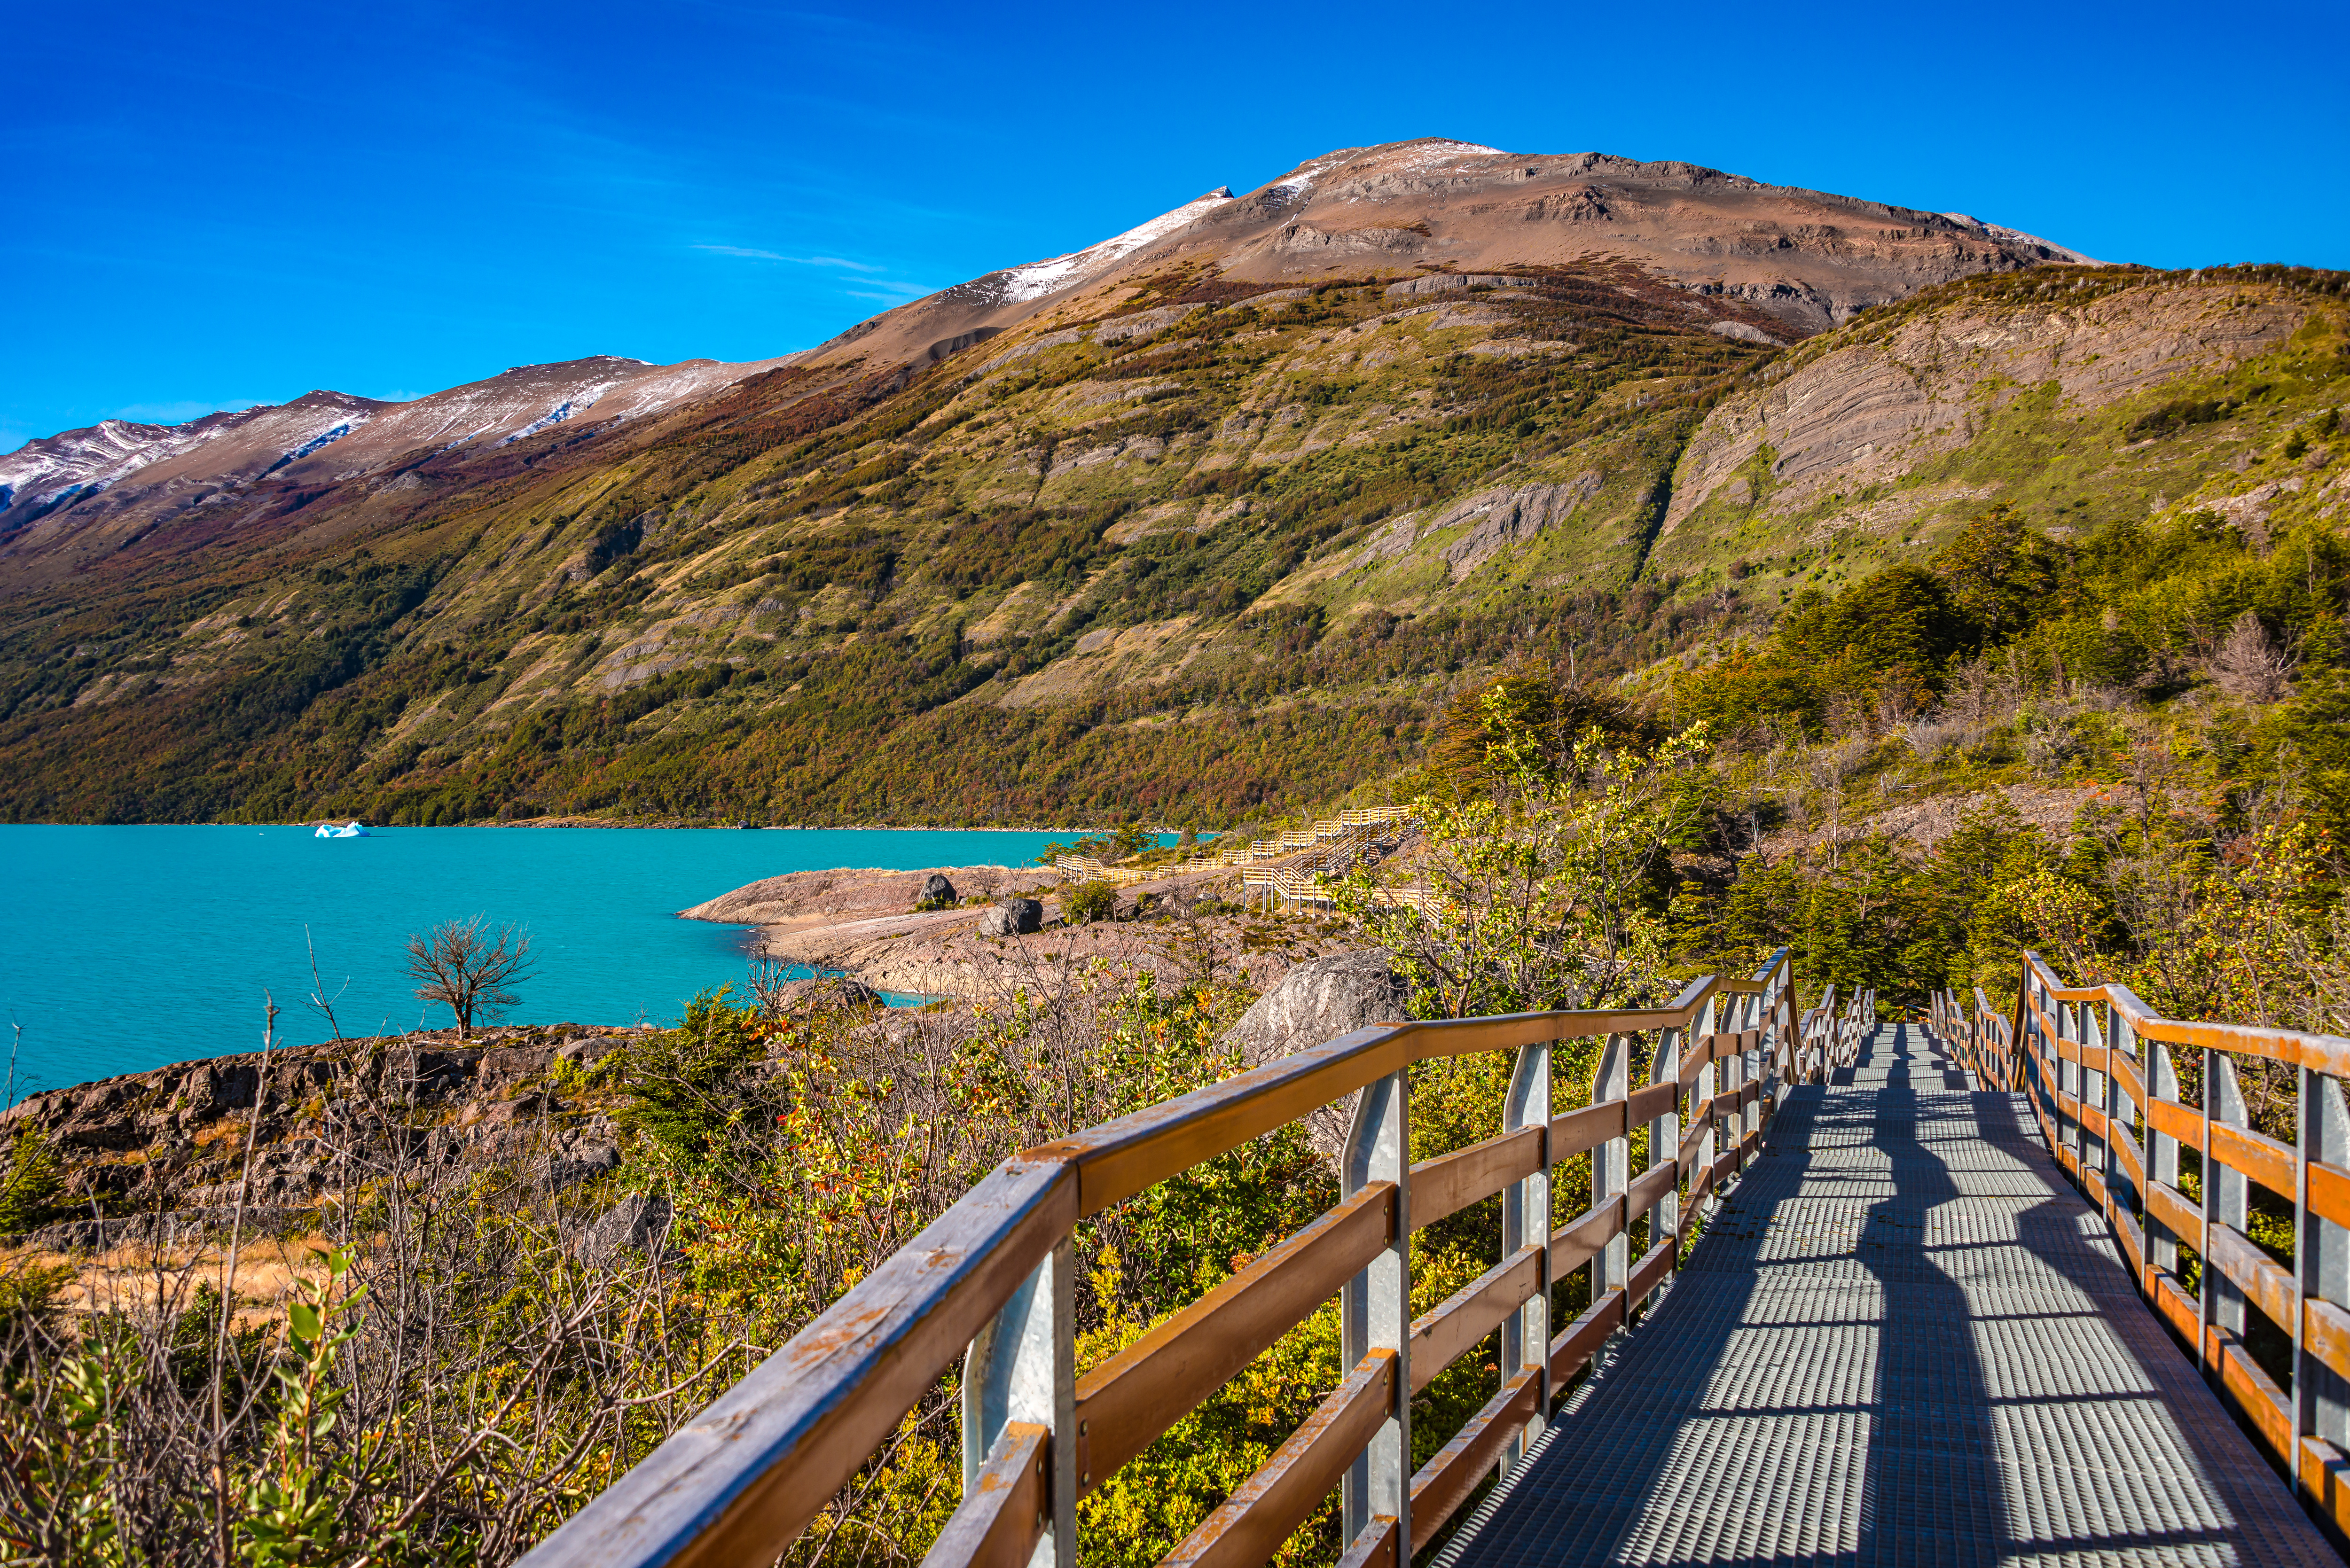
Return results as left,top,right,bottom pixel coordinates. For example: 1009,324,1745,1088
0,355,794,537
999,187,1240,304
496,390,608,446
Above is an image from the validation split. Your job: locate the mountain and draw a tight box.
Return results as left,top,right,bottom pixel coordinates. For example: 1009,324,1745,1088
0,354,799,585
0,138,2340,827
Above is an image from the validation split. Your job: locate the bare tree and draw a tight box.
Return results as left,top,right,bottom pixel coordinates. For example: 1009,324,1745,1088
2212,609,2296,702
403,916,535,1039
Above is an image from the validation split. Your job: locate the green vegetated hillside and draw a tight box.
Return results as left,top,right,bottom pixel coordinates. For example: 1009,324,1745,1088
2,261,2346,826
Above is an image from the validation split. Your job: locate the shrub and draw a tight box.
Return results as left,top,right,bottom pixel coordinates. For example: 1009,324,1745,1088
1064,881,1119,925
0,1131,60,1233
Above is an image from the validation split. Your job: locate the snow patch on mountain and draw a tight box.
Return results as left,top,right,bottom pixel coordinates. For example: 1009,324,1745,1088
496,380,629,445
1390,140,1509,170
1000,188,1238,304
285,419,360,463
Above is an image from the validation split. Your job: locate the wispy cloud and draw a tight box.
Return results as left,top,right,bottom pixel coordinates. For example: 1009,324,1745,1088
691,244,885,272
845,282,933,303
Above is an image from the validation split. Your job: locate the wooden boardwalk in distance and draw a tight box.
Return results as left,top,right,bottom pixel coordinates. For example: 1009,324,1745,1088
1441,1021,2334,1568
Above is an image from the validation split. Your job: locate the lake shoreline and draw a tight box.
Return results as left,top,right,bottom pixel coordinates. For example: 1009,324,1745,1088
2,824,1082,1088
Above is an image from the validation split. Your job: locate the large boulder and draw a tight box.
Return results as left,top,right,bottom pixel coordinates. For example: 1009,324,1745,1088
1224,950,1411,1164
977,897,1044,937
918,872,958,908
582,1194,673,1264
766,975,884,1013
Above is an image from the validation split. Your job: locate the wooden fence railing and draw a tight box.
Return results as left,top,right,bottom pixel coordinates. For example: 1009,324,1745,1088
1930,959,2350,1537
518,952,1873,1568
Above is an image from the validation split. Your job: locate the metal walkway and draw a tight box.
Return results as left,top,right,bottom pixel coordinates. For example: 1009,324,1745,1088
1442,1021,2335,1568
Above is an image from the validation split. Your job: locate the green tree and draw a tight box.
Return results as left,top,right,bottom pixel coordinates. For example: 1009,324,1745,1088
1348,687,1707,1018
1933,503,2061,641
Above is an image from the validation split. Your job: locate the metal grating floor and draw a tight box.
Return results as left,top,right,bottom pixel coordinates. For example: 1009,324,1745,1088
1439,1022,2335,1568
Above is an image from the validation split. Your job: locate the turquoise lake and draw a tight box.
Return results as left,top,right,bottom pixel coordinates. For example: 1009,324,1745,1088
0,826,1073,1096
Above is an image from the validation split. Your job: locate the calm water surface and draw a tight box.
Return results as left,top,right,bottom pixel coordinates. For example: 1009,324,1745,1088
0,826,1070,1094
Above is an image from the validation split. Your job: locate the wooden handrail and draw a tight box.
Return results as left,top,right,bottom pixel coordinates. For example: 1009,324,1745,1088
1926,952,2350,1537
519,948,1813,1568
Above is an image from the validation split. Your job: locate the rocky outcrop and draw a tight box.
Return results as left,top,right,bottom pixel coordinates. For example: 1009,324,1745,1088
0,1025,644,1241
1384,273,1521,297
582,1194,672,1263
1430,476,1606,581
1663,281,2311,538
1225,950,1411,1162
2208,478,2305,549
1094,304,1203,344
919,872,958,907
679,865,1053,927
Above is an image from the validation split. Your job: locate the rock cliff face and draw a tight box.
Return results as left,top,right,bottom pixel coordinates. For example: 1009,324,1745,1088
1662,281,2311,541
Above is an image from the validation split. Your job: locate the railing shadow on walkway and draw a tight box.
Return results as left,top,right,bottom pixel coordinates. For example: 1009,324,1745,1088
1851,1026,2015,1568
1937,954,2350,1549
1425,1024,2018,1567
1440,1020,2334,1568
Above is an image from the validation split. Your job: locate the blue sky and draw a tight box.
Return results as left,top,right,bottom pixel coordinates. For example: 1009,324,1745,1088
5,0,2344,453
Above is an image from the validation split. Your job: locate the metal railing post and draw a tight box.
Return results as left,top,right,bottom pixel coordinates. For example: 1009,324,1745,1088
2083,997,2108,1191
2109,1010,2140,1226
2303,1071,2350,1473
1594,1031,1631,1306
2206,1051,2248,1353
1686,1016,1716,1229
2055,992,2080,1163
1501,1034,1551,1468
1342,1068,1411,1546
1740,988,1763,1162
962,1238,1077,1564
1649,1014,1684,1252
2148,1033,2181,1281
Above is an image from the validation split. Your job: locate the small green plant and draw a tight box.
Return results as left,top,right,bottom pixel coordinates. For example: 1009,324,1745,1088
614,988,769,1154
1064,882,1119,926
0,1128,62,1233
235,1247,407,1567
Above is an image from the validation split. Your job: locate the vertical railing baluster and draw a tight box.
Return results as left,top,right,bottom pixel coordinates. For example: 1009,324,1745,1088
2206,1052,2249,1368
1343,1068,1412,1548
2110,1011,2140,1238
1741,989,1763,1164
2304,1072,2350,1486
2295,1060,2313,1493
2149,1033,2181,1283
2058,992,2081,1164
1594,1032,1631,1312
1502,1031,1551,1471
1688,1017,1715,1231
2083,998,2108,1197
962,1237,1077,1564
1650,1007,1687,1248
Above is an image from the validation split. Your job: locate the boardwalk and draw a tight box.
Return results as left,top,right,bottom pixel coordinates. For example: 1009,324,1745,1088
1443,1021,2334,1568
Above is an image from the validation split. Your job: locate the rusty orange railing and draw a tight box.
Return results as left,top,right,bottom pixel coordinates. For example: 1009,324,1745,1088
1932,957,2350,1534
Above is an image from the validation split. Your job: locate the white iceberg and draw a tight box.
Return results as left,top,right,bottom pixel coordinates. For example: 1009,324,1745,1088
314,820,370,838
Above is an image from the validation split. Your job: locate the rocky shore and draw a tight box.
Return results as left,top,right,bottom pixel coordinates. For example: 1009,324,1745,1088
678,861,1332,999
1,860,1372,1257
0,1023,641,1252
